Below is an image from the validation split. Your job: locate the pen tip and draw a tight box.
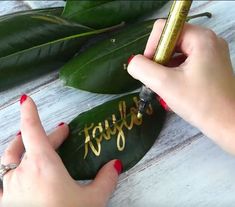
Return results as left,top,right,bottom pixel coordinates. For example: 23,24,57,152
137,112,142,119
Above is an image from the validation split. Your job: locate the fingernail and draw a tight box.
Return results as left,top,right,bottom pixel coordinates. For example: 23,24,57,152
16,131,21,136
114,160,123,175
57,122,65,127
127,54,135,64
20,94,27,105
159,97,170,111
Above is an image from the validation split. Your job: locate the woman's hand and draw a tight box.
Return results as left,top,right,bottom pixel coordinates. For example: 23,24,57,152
0,95,122,207
128,20,235,154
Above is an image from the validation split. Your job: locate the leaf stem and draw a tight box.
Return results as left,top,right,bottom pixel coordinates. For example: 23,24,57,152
187,12,212,22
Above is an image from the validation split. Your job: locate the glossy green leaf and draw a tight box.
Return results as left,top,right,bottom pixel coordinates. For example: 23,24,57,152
60,19,155,94
62,0,168,29
0,12,118,91
58,93,166,180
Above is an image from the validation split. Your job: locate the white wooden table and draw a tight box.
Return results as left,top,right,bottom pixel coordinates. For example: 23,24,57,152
0,1,235,206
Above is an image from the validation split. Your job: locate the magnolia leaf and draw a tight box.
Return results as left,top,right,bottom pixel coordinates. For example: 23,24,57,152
62,0,168,29
60,11,212,94
0,11,117,91
60,19,155,94
58,93,166,180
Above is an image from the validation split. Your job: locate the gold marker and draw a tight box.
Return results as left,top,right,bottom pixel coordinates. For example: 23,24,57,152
137,0,193,119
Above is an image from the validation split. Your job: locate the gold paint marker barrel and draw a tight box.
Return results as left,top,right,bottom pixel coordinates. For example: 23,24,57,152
137,0,192,119
154,0,192,64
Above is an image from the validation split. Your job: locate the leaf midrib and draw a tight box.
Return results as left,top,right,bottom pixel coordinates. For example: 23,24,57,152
0,28,97,61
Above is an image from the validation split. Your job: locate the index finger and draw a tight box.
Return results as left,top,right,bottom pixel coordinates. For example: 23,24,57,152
144,19,212,59
20,94,52,154
144,19,165,59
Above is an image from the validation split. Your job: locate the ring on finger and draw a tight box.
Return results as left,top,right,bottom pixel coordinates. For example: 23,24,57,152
0,163,18,180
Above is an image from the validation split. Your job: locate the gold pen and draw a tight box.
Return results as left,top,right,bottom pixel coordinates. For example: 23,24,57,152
137,0,193,119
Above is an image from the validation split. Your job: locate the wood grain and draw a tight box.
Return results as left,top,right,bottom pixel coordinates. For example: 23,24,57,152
109,137,235,207
0,1,235,206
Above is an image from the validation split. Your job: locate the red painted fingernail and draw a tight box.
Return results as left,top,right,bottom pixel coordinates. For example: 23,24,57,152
20,94,27,105
57,122,65,127
114,160,123,175
159,97,170,111
16,131,21,136
127,54,135,64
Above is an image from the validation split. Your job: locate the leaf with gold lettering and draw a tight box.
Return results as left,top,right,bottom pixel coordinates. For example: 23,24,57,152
58,93,166,180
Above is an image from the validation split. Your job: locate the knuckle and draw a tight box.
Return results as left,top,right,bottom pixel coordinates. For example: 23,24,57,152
203,29,218,47
24,117,38,127
49,138,58,149
89,188,106,207
30,162,41,173
28,154,45,172
219,37,229,48
3,148,14,158
157,71,170,87
204,28,217,40
156,79,164,90
127,54,142,75
194,29,218,50
106,171,117,184
134,54,143,62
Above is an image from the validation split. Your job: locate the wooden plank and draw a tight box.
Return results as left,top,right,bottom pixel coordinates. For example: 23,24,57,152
0,1,30,16
0,1,235,206
23,0,65,9
109,137,235,206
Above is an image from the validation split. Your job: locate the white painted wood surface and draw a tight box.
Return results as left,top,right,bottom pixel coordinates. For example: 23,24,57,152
0,1,235,206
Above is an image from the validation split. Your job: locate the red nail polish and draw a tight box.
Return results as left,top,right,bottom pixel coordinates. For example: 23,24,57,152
20,94,27,105
127,54,135,64
16,131,21,136
114,160,123,175
159,97,170,111
58,122,65,127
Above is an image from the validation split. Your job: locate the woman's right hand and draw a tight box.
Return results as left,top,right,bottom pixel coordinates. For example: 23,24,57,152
127,20,235,154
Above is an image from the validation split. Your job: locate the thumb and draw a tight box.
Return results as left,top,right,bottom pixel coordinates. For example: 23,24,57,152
90,160,122,204
127,54,182,97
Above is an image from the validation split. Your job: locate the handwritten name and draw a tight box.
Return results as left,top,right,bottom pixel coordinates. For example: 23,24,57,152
80,97,153,159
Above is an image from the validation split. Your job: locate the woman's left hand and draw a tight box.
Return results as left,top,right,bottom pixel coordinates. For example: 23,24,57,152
0,95,121,207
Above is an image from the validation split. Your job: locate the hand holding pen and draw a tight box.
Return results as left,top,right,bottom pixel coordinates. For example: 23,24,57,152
136,0,193,118
127,18,235,154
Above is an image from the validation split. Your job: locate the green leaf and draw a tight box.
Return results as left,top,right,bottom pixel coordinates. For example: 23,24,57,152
58,93,166,180
0,12,117,91
62,0,168,29
60,19,155,94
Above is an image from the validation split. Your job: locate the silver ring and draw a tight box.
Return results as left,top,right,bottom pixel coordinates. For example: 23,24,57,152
0,164,18,180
